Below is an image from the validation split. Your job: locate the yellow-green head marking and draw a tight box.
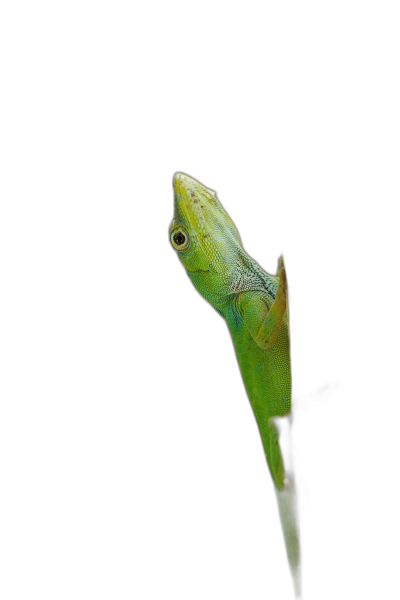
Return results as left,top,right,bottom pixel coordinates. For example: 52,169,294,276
170,172,242,265
169,172,248,312
169,172,277,313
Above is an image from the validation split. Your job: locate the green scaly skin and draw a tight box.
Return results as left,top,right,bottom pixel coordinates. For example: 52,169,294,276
169,172,300,596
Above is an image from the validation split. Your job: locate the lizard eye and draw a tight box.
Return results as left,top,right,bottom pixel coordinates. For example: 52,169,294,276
174,232,185,245
170,228,189,251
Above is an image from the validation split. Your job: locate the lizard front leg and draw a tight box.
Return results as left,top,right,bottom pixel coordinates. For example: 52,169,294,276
237,256,287,350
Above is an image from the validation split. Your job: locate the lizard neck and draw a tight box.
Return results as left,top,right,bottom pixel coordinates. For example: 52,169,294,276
187,248,277,317
227,249,278,300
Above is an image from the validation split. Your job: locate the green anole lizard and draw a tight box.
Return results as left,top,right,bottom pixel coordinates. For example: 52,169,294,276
169,173,301,598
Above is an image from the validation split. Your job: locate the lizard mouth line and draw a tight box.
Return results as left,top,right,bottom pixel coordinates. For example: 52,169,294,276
185,267,210,274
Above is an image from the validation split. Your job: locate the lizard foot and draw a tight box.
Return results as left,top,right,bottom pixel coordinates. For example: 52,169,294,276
277,256,287,296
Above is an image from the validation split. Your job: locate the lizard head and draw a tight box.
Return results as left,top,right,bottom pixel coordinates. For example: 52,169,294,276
169,172,243,308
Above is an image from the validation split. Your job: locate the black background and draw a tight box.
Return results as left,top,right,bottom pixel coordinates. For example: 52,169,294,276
61,63,394,600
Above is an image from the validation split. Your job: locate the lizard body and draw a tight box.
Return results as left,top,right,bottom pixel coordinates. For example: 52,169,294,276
169,173,300,596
